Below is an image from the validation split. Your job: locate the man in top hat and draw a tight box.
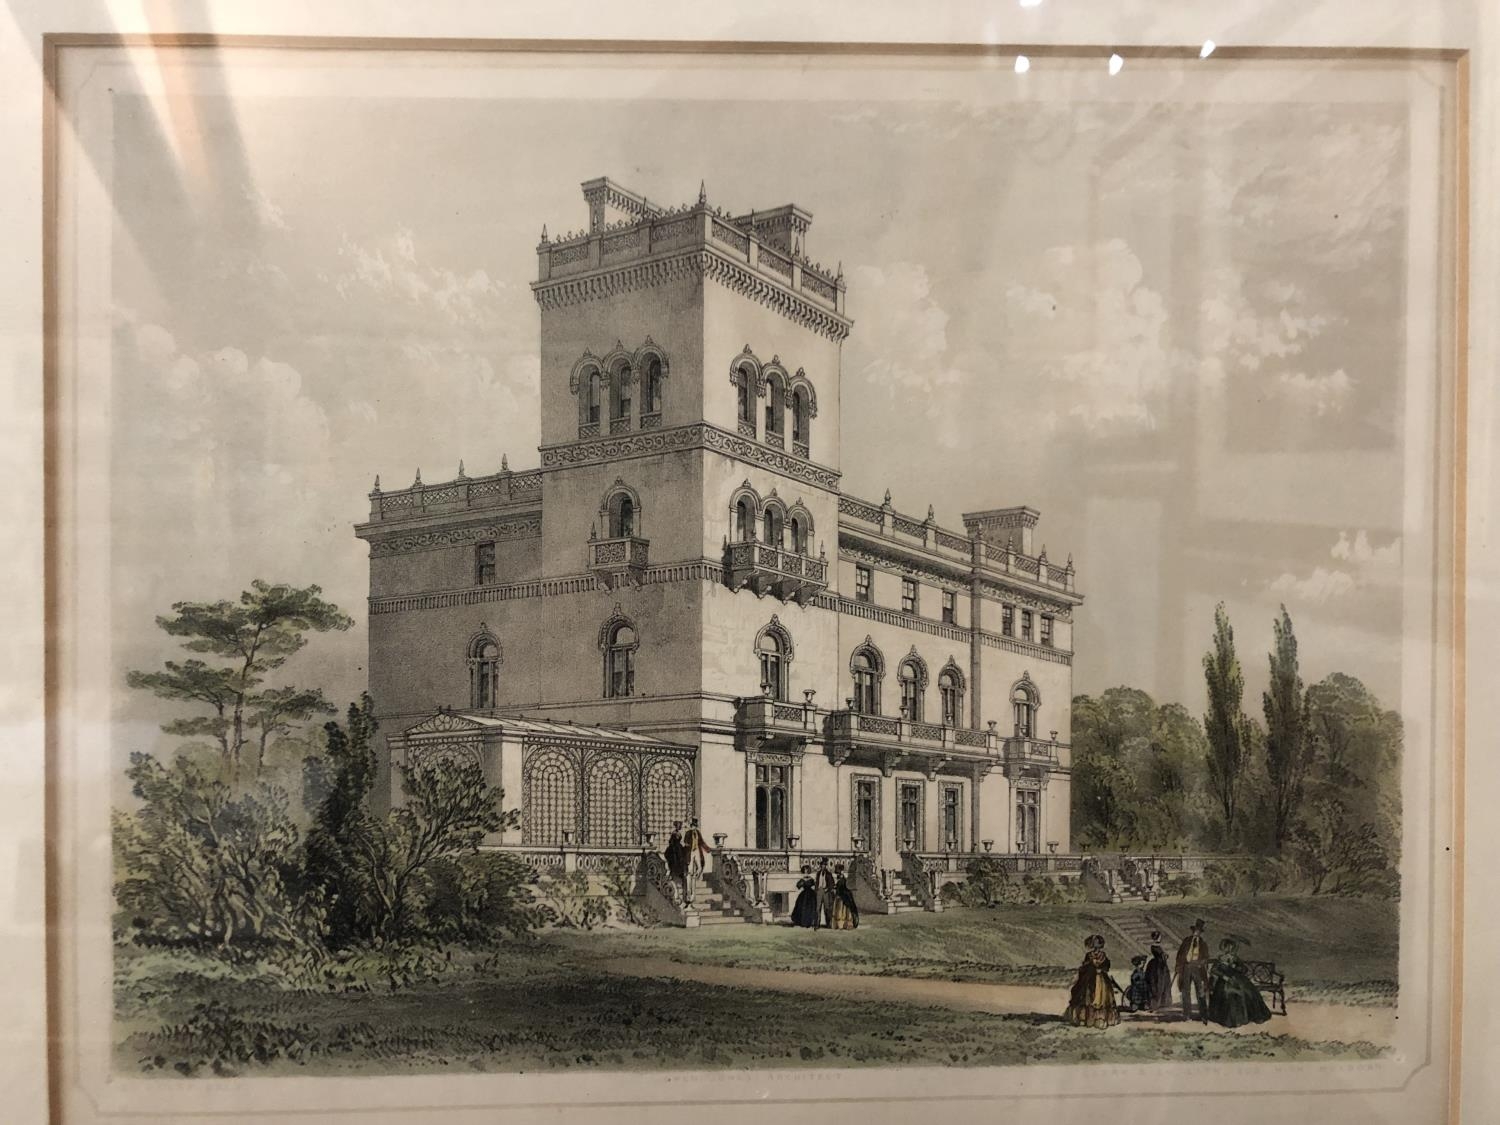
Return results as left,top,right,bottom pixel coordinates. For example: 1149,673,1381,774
681,816,711,900
1175,918,1211,1023
815,856,837,929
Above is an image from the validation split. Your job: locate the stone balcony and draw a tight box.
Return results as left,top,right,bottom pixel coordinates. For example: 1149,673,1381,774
588,535,649,588
824,710,1004,776
724,541,829,603
735,693,822,751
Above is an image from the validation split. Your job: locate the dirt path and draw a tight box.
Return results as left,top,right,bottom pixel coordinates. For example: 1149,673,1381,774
593,957,1394,1045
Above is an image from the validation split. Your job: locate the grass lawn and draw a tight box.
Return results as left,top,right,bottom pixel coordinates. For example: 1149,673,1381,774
114,939,1386,1077
550,895,1398,1005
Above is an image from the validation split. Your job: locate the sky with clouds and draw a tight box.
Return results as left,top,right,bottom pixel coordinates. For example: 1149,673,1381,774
101,65,1417,738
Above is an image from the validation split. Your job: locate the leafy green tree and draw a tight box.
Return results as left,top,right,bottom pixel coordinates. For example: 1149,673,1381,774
1071,689,1208,850
1305,672,1403,853
1263,606,1314,852
126,581,352,781
302,696,382,947
114,752,318,948
1202,603,1251,843
357,758,515,943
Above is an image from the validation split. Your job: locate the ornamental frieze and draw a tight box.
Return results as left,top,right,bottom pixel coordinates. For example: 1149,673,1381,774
540,422,841,492
367,515,542,558
838,540,969,590
532,250,851,343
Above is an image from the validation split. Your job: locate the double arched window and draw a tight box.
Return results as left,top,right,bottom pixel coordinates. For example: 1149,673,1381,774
939,662,966,728
602,616,639,699
850,640,884,714
1012,675,1040,738
468,631,502,710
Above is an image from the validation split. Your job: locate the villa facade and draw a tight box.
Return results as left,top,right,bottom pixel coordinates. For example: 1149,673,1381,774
355,177,1083,921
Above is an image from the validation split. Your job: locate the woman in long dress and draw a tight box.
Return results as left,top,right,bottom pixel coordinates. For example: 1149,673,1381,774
1144,930,1173,1012
830,864,860,930
1064,935,1120,1029
790,865,820,928
1206,939,1274,1028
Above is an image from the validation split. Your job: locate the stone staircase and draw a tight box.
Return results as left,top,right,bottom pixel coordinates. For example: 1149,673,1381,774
686,885,750,926
884,870,925,914
1100,910,1180,957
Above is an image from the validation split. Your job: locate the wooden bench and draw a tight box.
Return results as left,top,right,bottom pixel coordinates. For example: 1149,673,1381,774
1241,959,1287,1015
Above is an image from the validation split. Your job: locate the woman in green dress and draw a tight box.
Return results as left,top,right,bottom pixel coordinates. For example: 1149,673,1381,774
1206,939,1273,1028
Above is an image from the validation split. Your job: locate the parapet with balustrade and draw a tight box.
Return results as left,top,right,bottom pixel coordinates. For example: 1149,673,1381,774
364,463,543,524
533,181,849,332
836,491,1076,596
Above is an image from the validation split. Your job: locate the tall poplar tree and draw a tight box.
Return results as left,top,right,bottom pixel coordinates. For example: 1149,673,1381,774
1202,603,1250,843
1263,605,1313,852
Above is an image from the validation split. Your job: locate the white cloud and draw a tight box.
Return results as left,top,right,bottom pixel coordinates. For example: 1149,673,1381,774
844,261,966,445
330,229,508,330
1266,529,1401,604
998,238,1178,436
1268,567,1357,604
1277,369,1354,416
242,182,288,231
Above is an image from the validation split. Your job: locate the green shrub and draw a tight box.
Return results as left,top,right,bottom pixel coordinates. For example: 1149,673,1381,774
534,871,611,930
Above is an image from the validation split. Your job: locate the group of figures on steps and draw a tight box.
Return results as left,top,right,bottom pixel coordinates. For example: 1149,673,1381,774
1065,919,1274,1030
790,858,860,930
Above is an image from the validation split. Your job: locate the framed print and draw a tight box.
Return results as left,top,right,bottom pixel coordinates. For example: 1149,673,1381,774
17,7,1483,1124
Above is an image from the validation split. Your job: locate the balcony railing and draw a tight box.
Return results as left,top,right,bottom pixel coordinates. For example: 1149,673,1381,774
825,710,1001,756
589,535,649,588
1003,736,1059,763
724,540,829,603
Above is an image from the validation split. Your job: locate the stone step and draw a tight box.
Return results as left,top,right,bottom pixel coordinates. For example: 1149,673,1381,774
697,913,747,925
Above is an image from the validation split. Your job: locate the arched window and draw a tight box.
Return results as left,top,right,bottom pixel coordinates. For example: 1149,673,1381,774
735,496,755,542
791,388,809,444
850,643,883,714
468,633,502,710
586,754,638,848
762,505,784,548
788,374,817,455
788,506,813,555
737,378,755,430
898,658,926,721
1012,676,1039,738
603,620,638,698
765,374,785,436
642,356,663,416
609,493,635,538
939,665,965,728
523,746,578,846
758,631,787,700
610,362,633,424
583,368,602,425
755,618,794,701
